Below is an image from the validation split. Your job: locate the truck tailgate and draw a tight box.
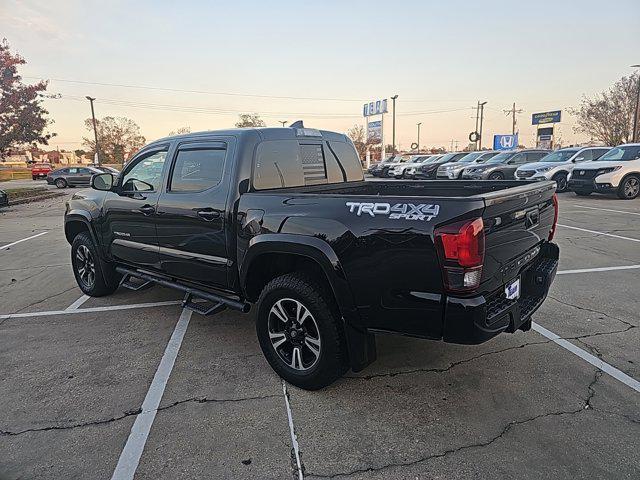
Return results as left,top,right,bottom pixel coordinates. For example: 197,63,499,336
479,180,557,295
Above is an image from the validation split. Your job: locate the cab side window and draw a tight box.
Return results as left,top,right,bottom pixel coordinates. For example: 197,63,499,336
169,147,226,192
121,150,167,192
592,149,609,161
510,153,528,164
68,168,78,174
526,152,546,162
575,150,592,162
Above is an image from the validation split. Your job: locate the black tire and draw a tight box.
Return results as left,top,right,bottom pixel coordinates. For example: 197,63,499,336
32,175,37,180
55,178,67,189
574,189,592,197
71,232,120,296
553,172,569,192
617,175,640,200
256,273,349,390
488,172,504,180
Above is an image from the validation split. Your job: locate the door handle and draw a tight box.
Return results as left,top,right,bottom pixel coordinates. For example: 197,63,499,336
138,204,156,216
196,208,221,221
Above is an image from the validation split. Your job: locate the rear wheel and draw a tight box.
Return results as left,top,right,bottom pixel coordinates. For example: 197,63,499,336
488,172,504,180
574,189,592,197
617,175,640,200
553,172,568,192
71,232,120,296
55,178,67,189
256,273,348,390
32,175,37,180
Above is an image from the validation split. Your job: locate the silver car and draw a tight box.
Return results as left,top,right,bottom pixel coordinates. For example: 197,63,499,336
515,146,610,192
46,166,104,189
436,151,499,179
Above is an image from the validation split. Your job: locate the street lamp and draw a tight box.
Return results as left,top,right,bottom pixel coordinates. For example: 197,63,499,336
86,96,100,165
391,95,398,154
478,101,487,149
416,122,422,152
631,65,640,143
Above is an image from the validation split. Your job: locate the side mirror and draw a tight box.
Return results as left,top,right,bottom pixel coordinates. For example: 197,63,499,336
573,157,582,163
91,173,114,191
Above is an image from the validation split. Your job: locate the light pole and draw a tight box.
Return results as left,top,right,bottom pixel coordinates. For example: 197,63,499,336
631,65,640,143
416,122,422,152
478,101,487,149
391,95,398,154
279,121,288,127
86,96,100,165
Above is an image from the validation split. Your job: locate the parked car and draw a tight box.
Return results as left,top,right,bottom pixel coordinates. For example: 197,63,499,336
515,146,610,192
64,126,559,389
389,155,434,178
378,155,412,177
436,151,499,179
405,155,442,178
568,143,640,199
462,149,549,180
0,188,8,208
368,156,403,177
414,152,468,179
46,166,103,188
30,163,53,180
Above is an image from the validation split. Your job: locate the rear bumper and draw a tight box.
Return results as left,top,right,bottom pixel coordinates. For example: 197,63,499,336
441,242,559,344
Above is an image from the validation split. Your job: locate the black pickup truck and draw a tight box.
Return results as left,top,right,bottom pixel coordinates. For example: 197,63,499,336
64,125,559,389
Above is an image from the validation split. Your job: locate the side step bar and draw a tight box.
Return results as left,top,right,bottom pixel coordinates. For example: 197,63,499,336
115,266,251,314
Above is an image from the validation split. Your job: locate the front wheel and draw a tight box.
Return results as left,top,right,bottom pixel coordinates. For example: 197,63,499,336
553,172,568,192
55,178,67,189
488,172,504,180
256,273,349,390
71,232,120,296
617,175,640,200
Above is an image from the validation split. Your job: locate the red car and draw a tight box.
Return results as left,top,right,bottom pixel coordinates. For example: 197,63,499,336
31,163,53,180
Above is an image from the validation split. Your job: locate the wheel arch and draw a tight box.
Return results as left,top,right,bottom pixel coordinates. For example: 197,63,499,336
64,212,98,246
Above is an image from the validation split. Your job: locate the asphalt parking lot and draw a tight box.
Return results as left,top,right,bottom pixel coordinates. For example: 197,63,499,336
1,187,639,480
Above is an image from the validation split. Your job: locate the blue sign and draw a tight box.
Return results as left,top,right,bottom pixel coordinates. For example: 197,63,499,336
532,110,561,125
493,134,518,150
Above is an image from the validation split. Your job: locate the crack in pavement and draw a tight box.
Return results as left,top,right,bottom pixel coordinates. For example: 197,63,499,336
306,369,608,479
0,393,282,437
0,263,68,273
548,295,637,329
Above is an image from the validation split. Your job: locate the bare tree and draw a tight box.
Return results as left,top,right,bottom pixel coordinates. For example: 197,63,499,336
235,114,266,128
82,116,146,164
571,73,639,145
168,126,191,136
347,124,367,164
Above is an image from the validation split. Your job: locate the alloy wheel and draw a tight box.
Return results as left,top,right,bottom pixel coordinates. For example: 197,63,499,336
268,298,321,371
624,177,639,198
75,244,96,288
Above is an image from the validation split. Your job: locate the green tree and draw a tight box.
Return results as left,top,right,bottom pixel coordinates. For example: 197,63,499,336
235,113,266,128
571,72,639,145
82,116,145,164
0,38,55,158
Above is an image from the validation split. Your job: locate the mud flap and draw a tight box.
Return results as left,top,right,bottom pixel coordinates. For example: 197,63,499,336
344,321,376,372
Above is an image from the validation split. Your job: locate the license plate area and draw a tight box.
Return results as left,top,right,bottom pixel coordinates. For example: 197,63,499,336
505,277,521,300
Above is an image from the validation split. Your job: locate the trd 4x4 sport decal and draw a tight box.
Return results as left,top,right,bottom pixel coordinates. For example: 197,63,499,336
345,202,440,221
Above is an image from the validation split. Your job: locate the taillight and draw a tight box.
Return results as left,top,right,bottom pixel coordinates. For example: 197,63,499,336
548,193,558,241
435,217,485,293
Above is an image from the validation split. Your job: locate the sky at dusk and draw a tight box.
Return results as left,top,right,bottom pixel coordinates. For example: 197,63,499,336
1,0,639,151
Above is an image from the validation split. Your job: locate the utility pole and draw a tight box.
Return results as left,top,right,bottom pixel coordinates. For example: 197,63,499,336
86,96,100,165
450,139,454,152
391,95,398,154
279,121,288,127
503,102,523,135
632,65,640,143
478,101,487,150
416,123,422,152
474,101,480,149
454,140,459,151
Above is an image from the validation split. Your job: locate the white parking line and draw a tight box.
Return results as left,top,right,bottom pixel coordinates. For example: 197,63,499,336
557,265,640,275
65,294,90,310
0,300,182,320
282,380,304,480
557,224,640,243
111,308,192,480
532,322,640,393
0,231,48,251
573,205,640,217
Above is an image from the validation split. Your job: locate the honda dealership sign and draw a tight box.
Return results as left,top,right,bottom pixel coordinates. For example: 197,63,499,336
493,134,518,150
363,99,388,117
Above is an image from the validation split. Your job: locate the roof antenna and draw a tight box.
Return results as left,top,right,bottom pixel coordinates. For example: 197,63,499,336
289,120,304,128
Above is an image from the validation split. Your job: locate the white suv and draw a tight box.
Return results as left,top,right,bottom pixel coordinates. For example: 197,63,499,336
515,146,610,192
567,143,640,199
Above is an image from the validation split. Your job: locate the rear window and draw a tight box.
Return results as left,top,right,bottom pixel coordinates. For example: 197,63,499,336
253,139,363,190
